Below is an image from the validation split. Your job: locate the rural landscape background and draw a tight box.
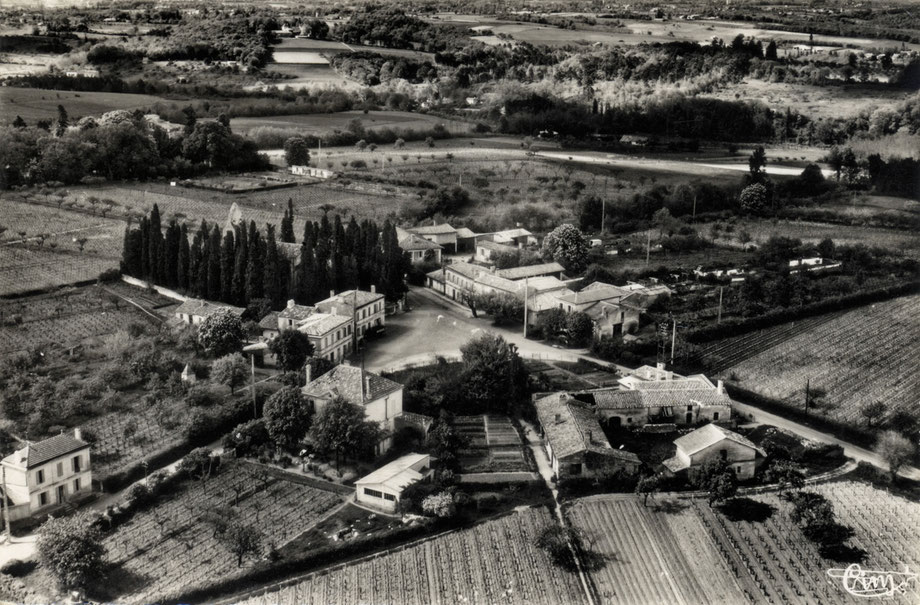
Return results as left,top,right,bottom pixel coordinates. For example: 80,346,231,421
0,0,919,603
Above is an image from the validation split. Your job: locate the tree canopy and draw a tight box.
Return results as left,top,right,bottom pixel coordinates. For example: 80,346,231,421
541,224,589,274
264,386,312,448
459,333,530,415
197,309,244,357
37,512,106,589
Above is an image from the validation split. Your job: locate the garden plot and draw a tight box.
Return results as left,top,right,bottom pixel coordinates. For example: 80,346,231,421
455,415,530,473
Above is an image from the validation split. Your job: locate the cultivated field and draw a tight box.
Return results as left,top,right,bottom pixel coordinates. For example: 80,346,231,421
231,110,475,137
103,459,345,604
724,294,920,425
0,87,164,123
237,507,588,605
0,245,117,296
454,414,531,473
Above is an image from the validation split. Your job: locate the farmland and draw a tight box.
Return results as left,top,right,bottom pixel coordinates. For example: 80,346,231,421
0,87,164,123
453,414,531,473
237,506,588,605
723,293,920,425
102,459,345,604
230,110,475,137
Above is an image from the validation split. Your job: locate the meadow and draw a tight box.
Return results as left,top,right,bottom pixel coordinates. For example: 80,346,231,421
0,87,164,123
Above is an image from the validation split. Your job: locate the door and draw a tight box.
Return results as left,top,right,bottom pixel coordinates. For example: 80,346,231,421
686,412,693,424
57,485,66,504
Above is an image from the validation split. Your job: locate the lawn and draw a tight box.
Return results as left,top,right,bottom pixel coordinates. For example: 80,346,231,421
1,87,164,123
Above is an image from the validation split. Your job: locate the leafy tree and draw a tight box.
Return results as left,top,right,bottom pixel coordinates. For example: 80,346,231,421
795,163,828,197
177,447,218,480
459,333,529,414
268,329,314,373
534,524,586,571
472,291,523,325
764,459,804,495
264,386,312,448
695,459,738,504
284,136,311,167
578,195,603,231
739,183,769,215
217,523,262,567
307,396,382,468
635,474,661,506
223,419,270,457
421,491,457,518
197,309,244,357
765,40,778,60
541,223,589,273
859,400,886,427
748,145,767,176
826,147,844,181
37,512,105,589
538,307,568,341
211,352,248,394
426,417,470,471
875,430,915,481
55,104,69,137
565,311,594,346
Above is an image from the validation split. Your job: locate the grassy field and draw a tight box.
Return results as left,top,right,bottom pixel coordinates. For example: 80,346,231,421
237,506,588,605
0,87,164,123
723,293,920,426
231,110,475,137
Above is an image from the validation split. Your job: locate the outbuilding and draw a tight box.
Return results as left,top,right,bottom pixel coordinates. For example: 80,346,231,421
354,453,433,513
663,424,765,480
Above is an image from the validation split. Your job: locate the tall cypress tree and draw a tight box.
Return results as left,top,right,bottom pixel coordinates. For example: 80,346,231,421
220,229,235,303
207,225,222,301
177,223,190,291
245,221,264,301
231,225,249,305
296,244,316,304
280,198,296,243
263,224,282,309
148,204,163,283
164,219,180,288
139,216,149,279
190,220,208,297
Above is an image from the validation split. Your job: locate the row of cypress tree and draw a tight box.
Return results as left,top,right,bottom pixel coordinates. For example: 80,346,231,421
120,202,409,309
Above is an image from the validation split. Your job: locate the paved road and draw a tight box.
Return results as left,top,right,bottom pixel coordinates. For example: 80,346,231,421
734,401,920,480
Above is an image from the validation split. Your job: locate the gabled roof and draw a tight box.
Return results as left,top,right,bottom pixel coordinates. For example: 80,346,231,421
475,272,520,294
426,268,446,283
674,424,766,457
173,298,245,319
3,433,89,470
355,453,429,491
278,303,315,321
296,312,351,337
556,282,630,306
496,262,565,281
477,240,517,253
455,227,477,239
316,289,384,314
302,364,402,405
399,233,442,251
445,262,484,280
535,394,639,462
493,227,533,239
408,224,457,236
522,276,568,294
259,311,280,330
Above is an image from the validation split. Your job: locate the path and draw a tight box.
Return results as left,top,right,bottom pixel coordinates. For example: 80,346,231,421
733,401,920,480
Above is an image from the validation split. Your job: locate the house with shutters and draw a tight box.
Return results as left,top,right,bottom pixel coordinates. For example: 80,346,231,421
315,287,386,342
663,424,765,480
259,300,354,362
534,392,641,481
405,224,458,253
397,228,443,264
475,240,518,263
0,429,92,521
302,364,404,454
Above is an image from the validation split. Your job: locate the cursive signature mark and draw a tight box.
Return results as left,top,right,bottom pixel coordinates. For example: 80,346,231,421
827,564,919,598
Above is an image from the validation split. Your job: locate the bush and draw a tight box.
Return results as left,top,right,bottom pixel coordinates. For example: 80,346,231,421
0,559,36,577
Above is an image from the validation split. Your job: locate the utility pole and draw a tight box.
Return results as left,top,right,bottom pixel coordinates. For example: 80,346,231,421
250,352,257,419
717,286,724,324
692,192,697,218
670,318,677,364
523,277,529,338
352,290,358,354
602,177,608,235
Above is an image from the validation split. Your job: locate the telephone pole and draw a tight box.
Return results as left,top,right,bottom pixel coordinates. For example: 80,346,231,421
523,278,529,338
670,319,677,364
717,286,724,324
602,178,608,235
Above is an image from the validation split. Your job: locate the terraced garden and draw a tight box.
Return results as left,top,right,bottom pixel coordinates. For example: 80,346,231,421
236,507,587,605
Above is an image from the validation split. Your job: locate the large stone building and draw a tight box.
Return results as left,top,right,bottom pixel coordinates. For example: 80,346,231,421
260,300,354,362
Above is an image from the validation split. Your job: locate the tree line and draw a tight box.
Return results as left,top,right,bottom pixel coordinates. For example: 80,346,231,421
120,203,409,309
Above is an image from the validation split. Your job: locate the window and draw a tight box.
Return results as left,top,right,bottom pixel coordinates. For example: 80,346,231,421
687,405,693,412
73,478,81,492
719,449,728,460
57,462,64,477
72,455,81,472
36,469,44,484
363,488,383,499
39,492,48,506
569,463,582,475
383,493,396,502
713,412,719,421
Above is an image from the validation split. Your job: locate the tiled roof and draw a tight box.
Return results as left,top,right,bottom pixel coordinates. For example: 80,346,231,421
302,365,402,405
588,384,732,410
278,304,315,321
297,312,351,336
259,311,280,330
173,298,245,319
496,262,564,281
522,276,568,293
445,262,484,280
475,272,520,293
674,424,766,457
591,390,644,410
399,233,442,251
316,289,384,315
408,224,457,236
356,453,429,491
493,228,533,239
4,433,89,469
556,283,629,305
477,240,517,253
528,290,573,312
535,394,639,462
426,268,445,282
455,227,477,239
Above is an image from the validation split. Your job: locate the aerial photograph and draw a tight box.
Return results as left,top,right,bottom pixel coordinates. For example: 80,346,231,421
0,0,918,603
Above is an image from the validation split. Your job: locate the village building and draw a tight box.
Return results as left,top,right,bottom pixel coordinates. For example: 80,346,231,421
487,228,538,247
302,364,404,454
260,300,354,362
475,240,518,263
0,429,92,521
535,393,641,481
397,229,442,264
454,227,478,252
173,298,245,326
315,287,386,341
663,424,765,480
405,224,458,253
354,453,432,513
495,262,564,281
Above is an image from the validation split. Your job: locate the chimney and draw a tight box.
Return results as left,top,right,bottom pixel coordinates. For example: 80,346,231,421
666,371,673,381
331,306,336,316
330,290,335,298
370,284,376,294
717,380,724,395
656,361,665,371
74,427,82,441
287,299,295,309
305,364,312,385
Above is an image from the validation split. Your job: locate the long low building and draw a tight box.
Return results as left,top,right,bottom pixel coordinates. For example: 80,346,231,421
355,453,433,513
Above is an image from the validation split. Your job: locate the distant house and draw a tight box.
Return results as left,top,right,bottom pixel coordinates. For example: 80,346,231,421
495,262,564,281
406,223,458,253
552,282,670,337
315,287,386,341
397,228,442,264
488,228,537,247
663,424,765,480
620,134,651,146
475,240,518,263
302,364,404,454
455,227,478,252
0,429,92,521
261,300,354,362
355,453,432,512
173,298,245,326
535,393,641,481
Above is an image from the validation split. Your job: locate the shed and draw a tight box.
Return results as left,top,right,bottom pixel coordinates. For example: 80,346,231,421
663,424,765,480
355,453,433,513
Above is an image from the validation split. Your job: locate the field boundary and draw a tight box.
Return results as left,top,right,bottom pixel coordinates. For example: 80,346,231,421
237,459,355,495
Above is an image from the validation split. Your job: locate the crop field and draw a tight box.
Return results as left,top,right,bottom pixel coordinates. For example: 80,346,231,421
231,110,475,137
568,496,749,605
0,245,117,296
104,459,345,604
260,63,358,90
724,294,920,425
0,285,150,356
237,507,587,605
454,415,530,473
0,87,164,123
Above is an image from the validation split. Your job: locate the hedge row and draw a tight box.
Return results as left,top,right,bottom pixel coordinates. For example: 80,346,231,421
686,281,920,344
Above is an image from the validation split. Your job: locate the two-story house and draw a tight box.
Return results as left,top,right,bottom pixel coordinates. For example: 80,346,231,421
405,224,458,253
302,364,404,455
396,228,442,264
315,287,386,342
259,300,354,363
0,429,92,521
